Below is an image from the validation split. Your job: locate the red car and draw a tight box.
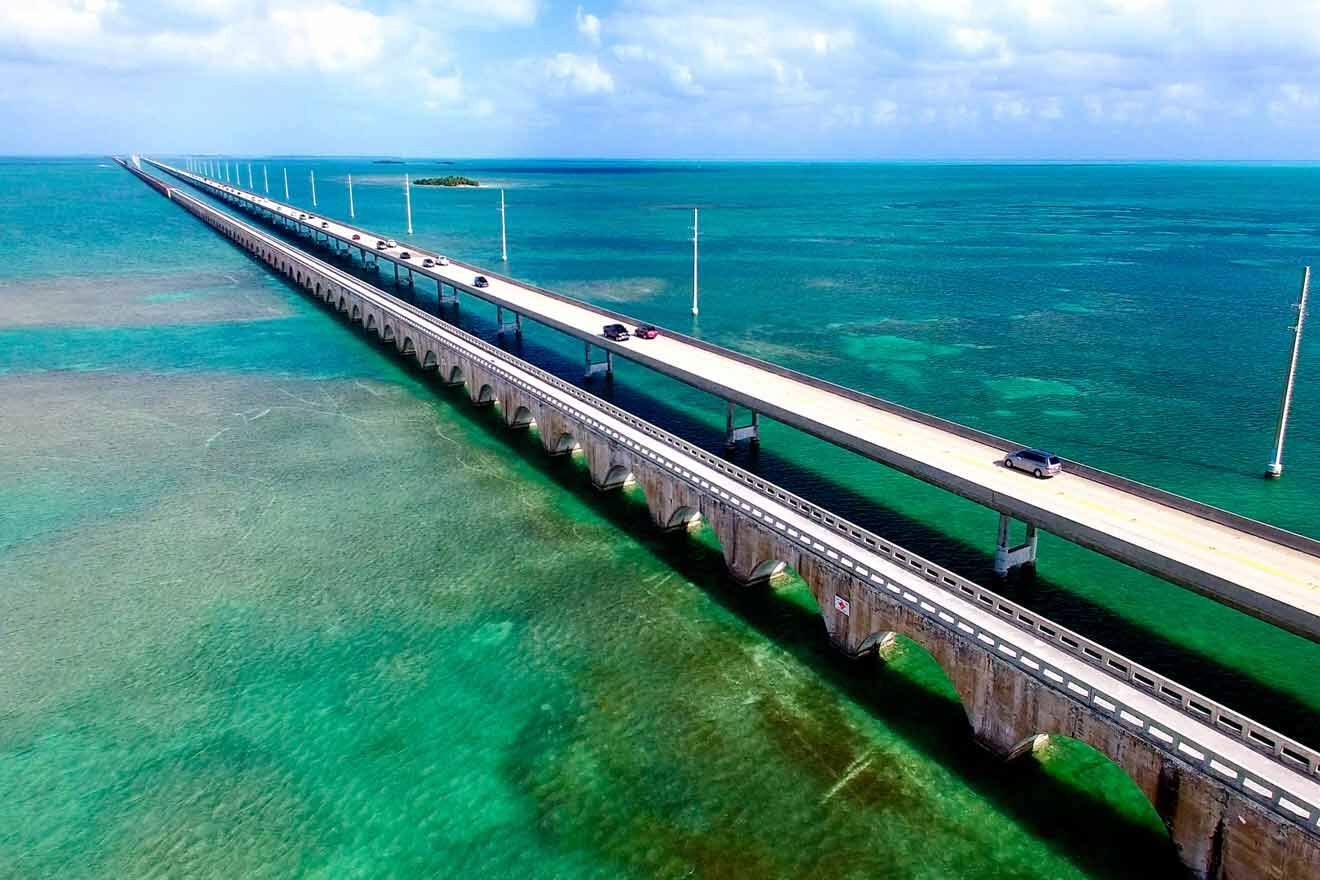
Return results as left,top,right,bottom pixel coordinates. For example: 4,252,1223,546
634,324,659,339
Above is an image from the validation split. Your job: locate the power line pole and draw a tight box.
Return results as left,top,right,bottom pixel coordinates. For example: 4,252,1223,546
263,165,269,194
1267,266,1311,478
283,168,289,201
691,208,700,316
247,163,253,190
499,189,508,261
404,174,413,235
348,174,355,219
310,170,317,208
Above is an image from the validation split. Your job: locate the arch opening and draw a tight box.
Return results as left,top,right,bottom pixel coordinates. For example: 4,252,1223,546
664,505,702,532
547,433,579,456
383,324,396,342
446,365,464,386
366,314,377,333
401,337,416,355
597,464,635,491
351,305,362,323
509,405,535,429
1005,733,1180,871
475,384,496,406
421,351,438,370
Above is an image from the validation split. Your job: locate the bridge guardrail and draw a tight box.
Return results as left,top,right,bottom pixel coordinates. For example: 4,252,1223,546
145,161,1320,831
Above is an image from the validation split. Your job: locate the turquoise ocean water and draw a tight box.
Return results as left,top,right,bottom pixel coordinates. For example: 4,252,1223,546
2,156,1317,877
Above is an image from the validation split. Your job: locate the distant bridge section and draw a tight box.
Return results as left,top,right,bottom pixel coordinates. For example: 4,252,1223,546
143,158,1320,645
120,156,1320,879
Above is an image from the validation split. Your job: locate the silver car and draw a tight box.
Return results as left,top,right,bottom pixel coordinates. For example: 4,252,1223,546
1004,448,1063,478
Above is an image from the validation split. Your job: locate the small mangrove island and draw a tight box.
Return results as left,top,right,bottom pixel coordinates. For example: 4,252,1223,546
414,175,480,187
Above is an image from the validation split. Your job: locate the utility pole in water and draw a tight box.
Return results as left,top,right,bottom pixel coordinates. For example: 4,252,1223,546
263,165,269,194
283,168,289,200
310,170,317,208
348,174,355,219
1267,266,1311,478
691,208,700,316
499,189,508,261
405,174,413,234
247,163,253,190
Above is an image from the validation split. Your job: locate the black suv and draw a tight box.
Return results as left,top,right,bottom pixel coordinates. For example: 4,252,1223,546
602,324,629,341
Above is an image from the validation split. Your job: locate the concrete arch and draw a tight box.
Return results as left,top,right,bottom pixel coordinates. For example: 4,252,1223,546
421,350,438,370
509,405,535,429
365,313,377,333
383,324,396,342
665,505,702,532
596,464,635,491
474,384,495,406
446,364,464,386
401,337,416,356
546,433,579,456
351,304,362,323
315,282,321,297
747,559,789,583
338,296,347,312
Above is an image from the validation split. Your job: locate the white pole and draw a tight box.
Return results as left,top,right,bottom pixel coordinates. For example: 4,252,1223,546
404,174,413,235
310,170,317,208
1267,266,1311,478
499,188,508,261
224,161,229,182
348,174,355,219
691,208,700,316
247,163,253,190
283,168,289,201
263,165,269,194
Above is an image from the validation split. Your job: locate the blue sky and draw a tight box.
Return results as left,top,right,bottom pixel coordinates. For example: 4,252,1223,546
3,0,1320,159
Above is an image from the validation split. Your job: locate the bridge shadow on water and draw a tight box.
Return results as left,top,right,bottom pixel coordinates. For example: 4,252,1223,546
357,329,1185,878
236,203,1320,752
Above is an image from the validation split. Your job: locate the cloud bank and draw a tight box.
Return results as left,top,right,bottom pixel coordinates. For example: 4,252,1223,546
4,0,1320,157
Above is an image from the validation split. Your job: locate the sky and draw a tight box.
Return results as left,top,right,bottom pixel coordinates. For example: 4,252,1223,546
3,0,1320,159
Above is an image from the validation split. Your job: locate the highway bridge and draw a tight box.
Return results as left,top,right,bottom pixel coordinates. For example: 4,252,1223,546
120,156,1320,878
143,157,1320,648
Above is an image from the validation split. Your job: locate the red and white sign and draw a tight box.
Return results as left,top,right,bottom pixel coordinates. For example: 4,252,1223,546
833,595,850,616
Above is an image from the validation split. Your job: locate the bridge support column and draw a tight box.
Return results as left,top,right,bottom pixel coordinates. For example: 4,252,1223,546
393,263,400,287
993,513,1038,576
438,281,458,307
584,343,613,380
725,402,760,448
496,306,522,338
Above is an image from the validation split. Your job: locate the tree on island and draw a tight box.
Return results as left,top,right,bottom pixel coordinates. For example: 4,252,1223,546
414,175,480,187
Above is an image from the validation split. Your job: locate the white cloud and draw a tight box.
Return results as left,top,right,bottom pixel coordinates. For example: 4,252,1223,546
538,52,614,95
576,6,601,46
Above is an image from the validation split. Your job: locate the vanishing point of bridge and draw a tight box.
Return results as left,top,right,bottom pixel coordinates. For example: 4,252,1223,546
121,157,1320,878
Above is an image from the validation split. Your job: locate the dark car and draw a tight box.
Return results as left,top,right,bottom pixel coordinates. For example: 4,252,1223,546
400,251,412,260
320,221,329,228
473,276,489,288
375,240,388,250
602,323,630,341
634,324,659,339
1004,448,1063,478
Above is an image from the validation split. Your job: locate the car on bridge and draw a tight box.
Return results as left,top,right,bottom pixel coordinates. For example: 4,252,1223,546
436,256,450,266
352,234,361,241
634,324,660,339
602,323,630,341
400,252,411,260
1004,448,1063,478
474,276,489,288
386,239,398,249
422,257,435,268
320,221,329,228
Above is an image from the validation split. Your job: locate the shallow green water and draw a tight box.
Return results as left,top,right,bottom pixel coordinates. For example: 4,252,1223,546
2,157,1316,877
